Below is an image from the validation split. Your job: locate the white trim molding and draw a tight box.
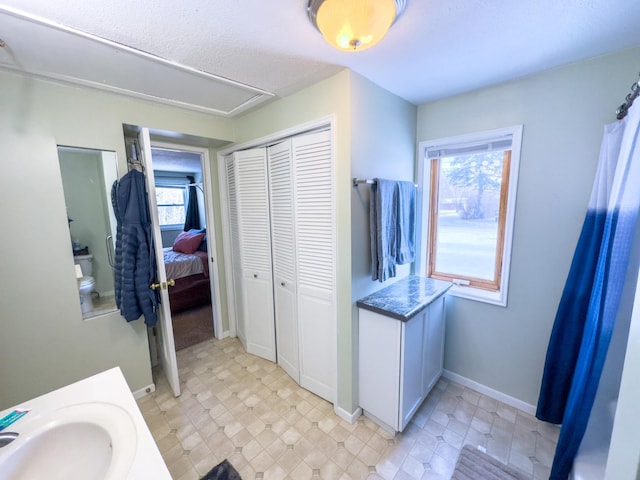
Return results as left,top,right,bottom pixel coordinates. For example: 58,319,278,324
416,125,523,307
132,383,156,400
442,369,536,416
334,405,363,425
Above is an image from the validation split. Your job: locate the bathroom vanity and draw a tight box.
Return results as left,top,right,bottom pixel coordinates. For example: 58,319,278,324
357,275,451,433
0,367,170,479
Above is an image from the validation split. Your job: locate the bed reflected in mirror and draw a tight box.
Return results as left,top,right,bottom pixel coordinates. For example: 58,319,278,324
58,145,118,319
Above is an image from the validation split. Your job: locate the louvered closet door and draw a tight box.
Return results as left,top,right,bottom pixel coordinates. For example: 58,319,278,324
268,140,299,382
225,155,246,347
234,149,276,362
293,130,336,402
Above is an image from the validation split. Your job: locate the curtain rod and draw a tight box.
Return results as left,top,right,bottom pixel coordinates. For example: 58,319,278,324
352,178,417,188
158,183,201,187
616,75,640,120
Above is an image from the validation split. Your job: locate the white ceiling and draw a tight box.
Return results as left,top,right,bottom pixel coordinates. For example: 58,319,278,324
1,1,640,117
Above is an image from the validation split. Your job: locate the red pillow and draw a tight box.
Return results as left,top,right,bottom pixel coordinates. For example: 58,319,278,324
172,231,205,254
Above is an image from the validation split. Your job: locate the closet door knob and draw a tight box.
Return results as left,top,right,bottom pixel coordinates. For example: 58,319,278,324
281,282,285,287
253,274,258,278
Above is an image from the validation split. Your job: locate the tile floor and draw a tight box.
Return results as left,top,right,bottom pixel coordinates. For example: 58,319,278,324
85,293,117,319
136,337,559,480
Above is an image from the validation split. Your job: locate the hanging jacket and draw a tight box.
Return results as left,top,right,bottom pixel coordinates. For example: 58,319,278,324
111,169,158,327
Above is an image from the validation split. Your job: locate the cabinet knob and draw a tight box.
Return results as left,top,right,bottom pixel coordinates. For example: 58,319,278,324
281,282,285,287
253,274,258,278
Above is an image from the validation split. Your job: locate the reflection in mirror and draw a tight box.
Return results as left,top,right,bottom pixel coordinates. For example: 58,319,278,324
58,146,118,319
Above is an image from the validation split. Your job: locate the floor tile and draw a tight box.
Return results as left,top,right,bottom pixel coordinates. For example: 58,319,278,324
137,337,559,479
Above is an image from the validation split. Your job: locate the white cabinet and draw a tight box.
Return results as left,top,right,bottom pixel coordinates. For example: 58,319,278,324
400,308,426,429
422,294,445,395
359,293,446,433
224,130,336,404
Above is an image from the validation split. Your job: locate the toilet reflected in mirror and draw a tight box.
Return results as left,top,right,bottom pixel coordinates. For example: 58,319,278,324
58,146,119,318
75,254,96,314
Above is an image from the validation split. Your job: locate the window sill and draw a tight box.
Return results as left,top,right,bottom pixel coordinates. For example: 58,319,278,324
445,284,507,307
159,224,183,231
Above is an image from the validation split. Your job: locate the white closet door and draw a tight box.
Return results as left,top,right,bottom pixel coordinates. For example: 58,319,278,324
225,155,246,347
293,130,336,402
268,140,299,382
235,149,276,362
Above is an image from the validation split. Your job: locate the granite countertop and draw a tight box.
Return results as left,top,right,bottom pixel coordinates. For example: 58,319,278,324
356,275,451,321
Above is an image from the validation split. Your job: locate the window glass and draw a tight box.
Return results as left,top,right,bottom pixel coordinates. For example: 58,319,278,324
418,125,522,306
156,186,186,226
429,150,510,290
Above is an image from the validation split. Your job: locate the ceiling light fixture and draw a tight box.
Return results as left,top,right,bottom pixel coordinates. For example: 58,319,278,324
308,0,406,52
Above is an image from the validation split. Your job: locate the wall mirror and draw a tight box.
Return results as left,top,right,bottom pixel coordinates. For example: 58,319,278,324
58,146,118,319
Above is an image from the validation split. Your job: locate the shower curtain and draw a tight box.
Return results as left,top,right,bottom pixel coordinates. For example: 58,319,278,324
537,100,640,479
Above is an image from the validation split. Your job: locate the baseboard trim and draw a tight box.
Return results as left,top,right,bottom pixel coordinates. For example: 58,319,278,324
132,383,156,399
442,370,536,416
334,405,362,424
362,410,396,435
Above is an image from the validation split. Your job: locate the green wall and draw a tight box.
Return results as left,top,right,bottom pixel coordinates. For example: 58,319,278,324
0,70,234,408
416,46,640,405
349,73,417,409
3,43,639,430
232,70,417,414
232,70,355,413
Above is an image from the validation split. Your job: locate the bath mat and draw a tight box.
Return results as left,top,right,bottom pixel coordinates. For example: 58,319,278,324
200,459,242,480
452,445,527,479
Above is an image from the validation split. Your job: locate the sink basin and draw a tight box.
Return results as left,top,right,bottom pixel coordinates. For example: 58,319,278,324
0,402,137,480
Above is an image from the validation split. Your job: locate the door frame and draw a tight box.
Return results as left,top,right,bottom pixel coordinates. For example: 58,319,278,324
216,115,334,342
151,140,224,339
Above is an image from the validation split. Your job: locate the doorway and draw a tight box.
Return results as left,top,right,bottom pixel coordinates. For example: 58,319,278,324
122,124,228,397
150,143,216,351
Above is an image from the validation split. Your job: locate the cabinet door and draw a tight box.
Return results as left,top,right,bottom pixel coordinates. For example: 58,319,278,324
400,313,425,431
422,296,445,396
268,140,299,381
359,309,402,431
235,149,276,362
293,130,336,402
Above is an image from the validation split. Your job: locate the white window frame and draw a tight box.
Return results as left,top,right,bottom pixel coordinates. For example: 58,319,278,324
154,177,189,230
416,125,523,306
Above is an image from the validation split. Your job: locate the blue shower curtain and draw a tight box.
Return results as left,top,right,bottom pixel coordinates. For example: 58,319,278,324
537,101,640,479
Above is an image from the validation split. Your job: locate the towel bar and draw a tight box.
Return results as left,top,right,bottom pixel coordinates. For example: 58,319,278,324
352,178,417,188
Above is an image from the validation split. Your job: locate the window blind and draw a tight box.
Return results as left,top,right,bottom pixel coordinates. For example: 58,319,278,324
426,136,512,159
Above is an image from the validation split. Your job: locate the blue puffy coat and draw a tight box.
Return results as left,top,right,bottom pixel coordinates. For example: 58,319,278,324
111,170,158,327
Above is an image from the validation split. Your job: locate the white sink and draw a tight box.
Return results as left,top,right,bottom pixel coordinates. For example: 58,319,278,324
0,402,137,480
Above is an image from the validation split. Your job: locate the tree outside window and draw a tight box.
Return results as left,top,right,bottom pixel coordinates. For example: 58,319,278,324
155,186,186,226
429,149,510,289
420,126,522,306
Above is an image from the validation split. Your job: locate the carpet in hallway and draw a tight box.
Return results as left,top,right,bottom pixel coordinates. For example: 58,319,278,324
172,303,214,351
